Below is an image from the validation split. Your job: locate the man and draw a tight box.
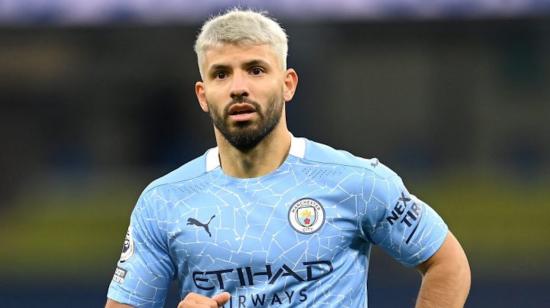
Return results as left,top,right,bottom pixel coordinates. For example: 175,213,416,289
106,9,470,308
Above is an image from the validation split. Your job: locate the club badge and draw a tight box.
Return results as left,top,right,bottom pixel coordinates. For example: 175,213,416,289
288,198,325,234
120,226,134,262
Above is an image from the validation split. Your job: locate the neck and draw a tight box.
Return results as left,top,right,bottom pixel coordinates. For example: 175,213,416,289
215,121,291,179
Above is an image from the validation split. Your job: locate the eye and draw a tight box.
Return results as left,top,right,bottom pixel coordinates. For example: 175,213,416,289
249,66,265,75
215,71,227,79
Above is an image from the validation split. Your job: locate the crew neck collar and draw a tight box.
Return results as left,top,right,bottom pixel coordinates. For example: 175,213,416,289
205,134,305,172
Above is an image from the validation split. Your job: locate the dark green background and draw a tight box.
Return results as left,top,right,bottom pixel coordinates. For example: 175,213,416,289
0,18,549,307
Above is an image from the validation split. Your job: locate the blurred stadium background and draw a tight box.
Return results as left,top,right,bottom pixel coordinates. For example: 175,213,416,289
1,0,549,307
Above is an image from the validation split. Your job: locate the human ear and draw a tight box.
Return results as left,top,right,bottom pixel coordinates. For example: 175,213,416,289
195,81,209,112
283,69,298,102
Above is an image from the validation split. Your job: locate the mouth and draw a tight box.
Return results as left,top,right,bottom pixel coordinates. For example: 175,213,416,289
228,103,256,115
228,103,257,122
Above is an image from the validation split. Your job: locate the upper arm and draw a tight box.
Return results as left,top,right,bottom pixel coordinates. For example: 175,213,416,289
106,192,175,307
416,231,470,275
414,231,471,307
362,171,449,267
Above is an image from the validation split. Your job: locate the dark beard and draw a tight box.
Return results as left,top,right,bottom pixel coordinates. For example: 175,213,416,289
209,96,283,152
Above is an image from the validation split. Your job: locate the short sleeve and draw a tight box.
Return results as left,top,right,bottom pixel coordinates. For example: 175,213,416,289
362,171,448,267
107,190,175,307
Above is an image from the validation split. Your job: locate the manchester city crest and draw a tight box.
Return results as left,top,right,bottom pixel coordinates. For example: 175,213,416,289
288,198,325,234
120,226,134,262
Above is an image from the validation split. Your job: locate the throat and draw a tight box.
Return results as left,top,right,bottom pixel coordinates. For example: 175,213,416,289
236,155,264,177
217,132,291,179
221,150,286,178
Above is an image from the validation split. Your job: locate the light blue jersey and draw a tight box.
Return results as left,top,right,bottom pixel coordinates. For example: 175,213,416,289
107,136,448,307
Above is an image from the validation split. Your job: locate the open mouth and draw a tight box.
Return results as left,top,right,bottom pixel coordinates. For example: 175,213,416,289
227,103,258,122
228,103,256,116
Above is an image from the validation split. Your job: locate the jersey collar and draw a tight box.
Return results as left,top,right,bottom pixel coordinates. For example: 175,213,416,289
205,134,305,172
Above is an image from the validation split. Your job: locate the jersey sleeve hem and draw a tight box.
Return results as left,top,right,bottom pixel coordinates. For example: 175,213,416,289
405,226,449,268
107,289,136,307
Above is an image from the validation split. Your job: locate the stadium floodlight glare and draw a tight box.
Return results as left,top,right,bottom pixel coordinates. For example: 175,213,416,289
0,0,548,25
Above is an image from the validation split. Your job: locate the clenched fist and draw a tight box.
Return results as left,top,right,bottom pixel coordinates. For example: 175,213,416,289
177,292,231,308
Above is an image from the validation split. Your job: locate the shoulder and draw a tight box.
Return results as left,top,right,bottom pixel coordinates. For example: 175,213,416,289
301,138,399,180
141,148,214,195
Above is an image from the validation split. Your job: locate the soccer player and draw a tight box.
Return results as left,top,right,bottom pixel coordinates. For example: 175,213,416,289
106,9,470,308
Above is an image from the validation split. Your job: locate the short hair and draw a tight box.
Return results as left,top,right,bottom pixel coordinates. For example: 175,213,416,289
194,8,288,78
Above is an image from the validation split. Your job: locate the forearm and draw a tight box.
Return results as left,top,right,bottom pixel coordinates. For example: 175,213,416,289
416,259,470,307
415,232,471,308
105,299,133,308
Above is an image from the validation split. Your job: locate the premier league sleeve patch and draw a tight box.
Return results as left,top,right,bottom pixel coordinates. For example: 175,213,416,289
288,198,325,234
119,226,134,263
112,266,127,284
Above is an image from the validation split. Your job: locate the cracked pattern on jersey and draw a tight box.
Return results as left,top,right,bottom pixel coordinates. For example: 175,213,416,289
108,154,447,307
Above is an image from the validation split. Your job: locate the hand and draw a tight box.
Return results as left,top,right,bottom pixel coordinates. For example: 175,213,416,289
177,292,231,308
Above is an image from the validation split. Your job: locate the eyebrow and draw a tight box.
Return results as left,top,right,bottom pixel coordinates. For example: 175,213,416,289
208,64,230,74
243,59,270,68
207,59,271,74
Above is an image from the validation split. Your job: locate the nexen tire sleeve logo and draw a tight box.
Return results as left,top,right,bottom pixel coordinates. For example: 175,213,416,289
385,193,424,244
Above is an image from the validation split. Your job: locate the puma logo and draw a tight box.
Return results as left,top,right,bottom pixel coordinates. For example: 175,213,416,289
187,215,216,237
370,158,379,168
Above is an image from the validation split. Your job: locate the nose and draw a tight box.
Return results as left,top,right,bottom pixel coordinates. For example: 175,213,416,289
230,71,249,99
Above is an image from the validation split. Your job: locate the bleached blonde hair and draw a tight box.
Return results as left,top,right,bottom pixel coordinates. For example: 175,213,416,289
194,8,288,79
